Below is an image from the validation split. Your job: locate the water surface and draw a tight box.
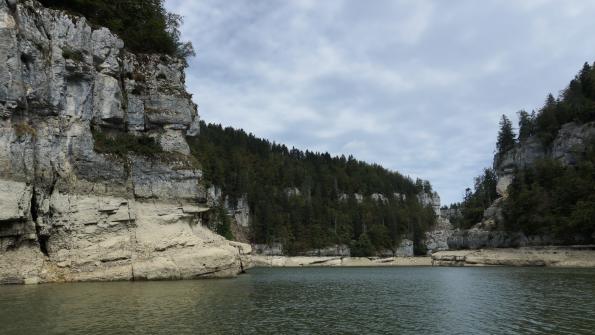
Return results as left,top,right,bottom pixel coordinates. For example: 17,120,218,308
1,267,594,334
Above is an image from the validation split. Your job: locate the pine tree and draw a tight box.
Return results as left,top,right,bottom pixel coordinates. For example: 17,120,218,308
496,115,516,155
517,110,535,141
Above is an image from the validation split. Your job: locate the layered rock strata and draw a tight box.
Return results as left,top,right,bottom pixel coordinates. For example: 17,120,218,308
431,247,595,267
0,0,250,284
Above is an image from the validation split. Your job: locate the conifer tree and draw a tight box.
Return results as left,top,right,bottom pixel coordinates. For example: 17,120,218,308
517,110,535,141
496,115,516,155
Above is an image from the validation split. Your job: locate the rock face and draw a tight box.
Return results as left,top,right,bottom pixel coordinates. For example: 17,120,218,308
252,243,284,256
448,121,595,251
495,121,595,186
424,217,454,254
252,255,432,267
432,247,595,267
417,191,441,216
417,189,457,255
0,0,250,284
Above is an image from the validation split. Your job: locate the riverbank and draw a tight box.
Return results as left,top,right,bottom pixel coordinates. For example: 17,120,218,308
253,246,595,268
252,255,432,267
431,246,595,267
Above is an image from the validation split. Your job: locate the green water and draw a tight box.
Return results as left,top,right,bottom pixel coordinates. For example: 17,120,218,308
1,267,594,334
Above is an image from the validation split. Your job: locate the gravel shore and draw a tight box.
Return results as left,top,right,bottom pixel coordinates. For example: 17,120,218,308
252,255,432,267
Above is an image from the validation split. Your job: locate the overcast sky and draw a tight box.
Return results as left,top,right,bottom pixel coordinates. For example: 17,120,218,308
165,0,595,205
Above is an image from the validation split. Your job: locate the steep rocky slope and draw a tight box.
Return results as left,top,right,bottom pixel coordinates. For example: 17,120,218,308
495,121,595,192
0,0,250,284
446,121,595,250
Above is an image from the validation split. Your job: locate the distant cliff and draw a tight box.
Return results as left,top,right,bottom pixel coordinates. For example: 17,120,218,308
449,62,595,249
448,125,595,249
0,0,250,284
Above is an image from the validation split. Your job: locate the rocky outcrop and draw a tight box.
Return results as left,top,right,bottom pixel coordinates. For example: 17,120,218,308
417,191,441,216
432,247,595,267
370,193,388,204
252,243,284,256
444,121,595,252
0,0,250,284
253,255,432,267
417,189,457,254
205,186,251,243
448,229,527,250
394,239,414,257
424,217,454,253
495,121,595,189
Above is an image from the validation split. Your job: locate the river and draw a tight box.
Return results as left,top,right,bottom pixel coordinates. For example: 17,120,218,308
1,267,594,334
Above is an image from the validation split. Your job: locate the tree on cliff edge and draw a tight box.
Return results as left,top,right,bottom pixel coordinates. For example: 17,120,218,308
497,115,516,155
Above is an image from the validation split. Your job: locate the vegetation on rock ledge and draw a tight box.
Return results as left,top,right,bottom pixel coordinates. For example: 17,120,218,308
39,0,194,59
92,129,162,156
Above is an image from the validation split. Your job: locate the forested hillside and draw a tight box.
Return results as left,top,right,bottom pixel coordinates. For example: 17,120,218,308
188,122,436,255
454,62,595,243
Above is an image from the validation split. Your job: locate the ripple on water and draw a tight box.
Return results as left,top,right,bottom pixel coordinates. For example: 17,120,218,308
0,267,594,335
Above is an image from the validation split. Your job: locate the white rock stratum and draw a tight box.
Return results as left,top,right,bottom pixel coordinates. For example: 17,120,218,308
0,0,251,284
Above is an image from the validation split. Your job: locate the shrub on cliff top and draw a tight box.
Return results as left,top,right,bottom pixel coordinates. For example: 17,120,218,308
39,0,195,59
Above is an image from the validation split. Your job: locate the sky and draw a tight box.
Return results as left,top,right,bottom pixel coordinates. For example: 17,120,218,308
165,0,595,205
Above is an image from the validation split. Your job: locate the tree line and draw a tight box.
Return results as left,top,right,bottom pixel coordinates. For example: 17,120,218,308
188,122,436,255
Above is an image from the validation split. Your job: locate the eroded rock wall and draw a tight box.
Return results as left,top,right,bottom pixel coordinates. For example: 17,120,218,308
0,0,250,284
447,122,595,251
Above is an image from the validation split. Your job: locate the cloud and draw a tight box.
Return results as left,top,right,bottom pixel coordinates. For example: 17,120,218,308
166,0,595,204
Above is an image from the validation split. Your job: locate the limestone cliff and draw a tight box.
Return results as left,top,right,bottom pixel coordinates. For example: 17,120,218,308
0,0,250,284
495,121,595,193
447,121,595,250
417,191,441,217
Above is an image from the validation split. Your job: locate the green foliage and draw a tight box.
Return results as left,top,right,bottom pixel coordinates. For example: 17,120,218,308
517,110,536,141
92,129,162,156
39,0,194,58
62,48,84,62
188,122,436,255
503,146,595,243
350,233,376,257
516,62,595,146
212,205,234,240
454,168,498,229
13,122,36,139
497,114,516,155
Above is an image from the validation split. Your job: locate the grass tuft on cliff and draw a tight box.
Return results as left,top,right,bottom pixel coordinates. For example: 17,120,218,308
13,122,37,139
92,129,162,156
